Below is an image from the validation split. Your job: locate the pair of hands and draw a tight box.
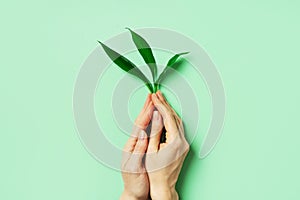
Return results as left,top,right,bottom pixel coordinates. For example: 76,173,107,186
120,91,189,200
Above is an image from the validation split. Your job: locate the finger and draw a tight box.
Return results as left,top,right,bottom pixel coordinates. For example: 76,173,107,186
176,116,184,132
156,90,167,103
132,130,148,164
123,135,138,153
147,111,163,153
151,93,178,141
136,94,151,123
135,94,151,125
156,91,179,118
151,93,170,119
156,91,185,138
134,101,154,131
157,90,172,107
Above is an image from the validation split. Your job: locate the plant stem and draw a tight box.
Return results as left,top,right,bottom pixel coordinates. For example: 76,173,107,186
146,83,154,93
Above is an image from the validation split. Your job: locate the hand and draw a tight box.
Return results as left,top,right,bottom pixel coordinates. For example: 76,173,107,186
120,94,154,200
145,91,189,200
120,91,189,200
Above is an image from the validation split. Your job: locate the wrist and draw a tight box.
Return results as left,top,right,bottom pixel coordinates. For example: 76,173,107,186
120,191,136,200
120,190,147,200
150,186,178,200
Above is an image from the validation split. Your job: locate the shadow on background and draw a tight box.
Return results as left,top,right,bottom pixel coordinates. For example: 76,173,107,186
176,148,199,199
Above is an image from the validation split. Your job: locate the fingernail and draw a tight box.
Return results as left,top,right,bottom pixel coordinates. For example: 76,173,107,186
153,111,159,120
139,130,147,140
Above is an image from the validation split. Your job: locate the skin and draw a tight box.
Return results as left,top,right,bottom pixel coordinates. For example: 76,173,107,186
120,91,189,200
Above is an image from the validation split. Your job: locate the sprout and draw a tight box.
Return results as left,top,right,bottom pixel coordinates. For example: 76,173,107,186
98,28,189,93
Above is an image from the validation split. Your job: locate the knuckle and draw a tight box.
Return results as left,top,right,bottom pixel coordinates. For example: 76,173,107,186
183,141,190,153
127,164,139,173
135,141,147,151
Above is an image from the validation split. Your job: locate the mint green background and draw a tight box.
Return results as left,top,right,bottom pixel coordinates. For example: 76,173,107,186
1,0,300,199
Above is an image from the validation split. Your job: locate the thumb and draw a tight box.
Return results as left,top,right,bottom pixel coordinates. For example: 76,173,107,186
132,130,148,164
147,111,163,153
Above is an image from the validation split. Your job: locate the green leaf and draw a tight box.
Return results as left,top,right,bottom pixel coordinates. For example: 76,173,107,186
156,52,189,90
126,28,158,82
98,41,153,93
166,52,189,67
